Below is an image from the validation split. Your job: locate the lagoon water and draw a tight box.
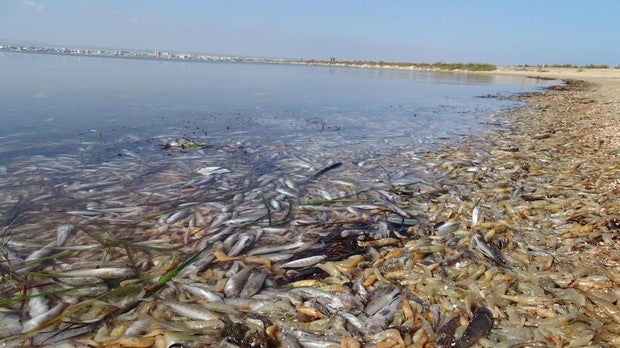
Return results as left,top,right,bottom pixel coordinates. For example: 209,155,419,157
0,52,553,165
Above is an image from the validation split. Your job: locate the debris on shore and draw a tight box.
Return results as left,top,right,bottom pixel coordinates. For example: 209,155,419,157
1,79,618,347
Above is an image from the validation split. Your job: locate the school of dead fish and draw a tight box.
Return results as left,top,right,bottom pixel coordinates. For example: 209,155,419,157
0,80,619,347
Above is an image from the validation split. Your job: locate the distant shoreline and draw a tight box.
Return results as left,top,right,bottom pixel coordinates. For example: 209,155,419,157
5,43,618,74
4,44,620,82
0,44,497,71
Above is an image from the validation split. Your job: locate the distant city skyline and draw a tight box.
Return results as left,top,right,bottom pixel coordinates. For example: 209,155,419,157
1,0,619,66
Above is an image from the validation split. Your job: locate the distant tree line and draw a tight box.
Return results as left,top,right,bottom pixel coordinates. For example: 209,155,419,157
520,63,615,69
303,60,497,71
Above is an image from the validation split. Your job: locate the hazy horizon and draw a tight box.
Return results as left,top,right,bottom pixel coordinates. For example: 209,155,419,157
1,1,619,66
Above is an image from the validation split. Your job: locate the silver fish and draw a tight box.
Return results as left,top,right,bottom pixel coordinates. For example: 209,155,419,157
27,287,49,319
472,233,510,268
166,302,219,321
471,206,481,226
180,284,224,303
362,290,402,334
210,213,232,229
226,232,256,257
249,240,306,255
55,224,77,246
276,188,297,198
269,198,281,210
24,242,55,263
224,266,254,298
239,271,267,298
22,302,65,333
58,267,136,279
280,255,327,268
166,208,190,224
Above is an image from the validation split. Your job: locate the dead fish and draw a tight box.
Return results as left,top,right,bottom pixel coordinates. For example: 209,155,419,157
363,285,401,317
283,178,297,190
193,210,208,226
430,304,441,328
226,232,256,257
375,189,396,202
338,311,364,331
24,242,56,263
283,327,340,348
471,206,481,226
22,302,65,333
232,193,245,206
64,180,119,191
210,213,232,229
166,302,219,321
381,199,411,218
224,266,254,297
196,166,230,176
58,267,136,279
55,224,77,246
362,290,402,334
180,284,224,303
352,275,368,299
276,187,297,198
472,233,510,268
123,317,156,337
351,204,380,210
239,271,267,298
436,221,460,236
166,208,190,224
454,307,493,348
289,287,363,314
280,255,327,268
269,198,281,210
315,188,334,200
176,253,215,279
249,240,306,256
345,206,362,218
225,216,264,227
27,287,49,319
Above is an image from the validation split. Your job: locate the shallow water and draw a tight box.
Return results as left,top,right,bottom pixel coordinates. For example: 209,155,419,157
0,52,552,164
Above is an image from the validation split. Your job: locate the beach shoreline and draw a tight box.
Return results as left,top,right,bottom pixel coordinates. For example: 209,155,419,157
420,70,620,343
1,59,618,346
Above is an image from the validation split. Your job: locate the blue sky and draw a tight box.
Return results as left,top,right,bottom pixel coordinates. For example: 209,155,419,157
1,0,618,66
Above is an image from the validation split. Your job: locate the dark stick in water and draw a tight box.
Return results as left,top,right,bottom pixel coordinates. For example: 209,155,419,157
309,162,343,181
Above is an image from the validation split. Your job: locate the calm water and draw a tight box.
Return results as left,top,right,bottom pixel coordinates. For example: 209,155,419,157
0,52,552,164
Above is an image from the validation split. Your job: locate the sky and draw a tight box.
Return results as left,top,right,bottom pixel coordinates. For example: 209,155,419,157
1,0,619,66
